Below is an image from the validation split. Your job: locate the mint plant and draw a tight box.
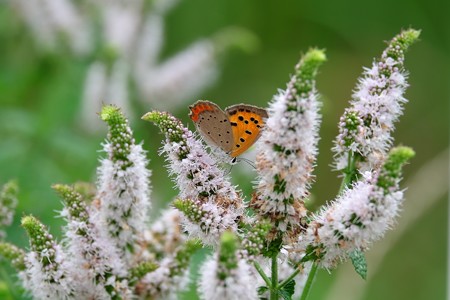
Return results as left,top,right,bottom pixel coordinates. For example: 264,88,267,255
0,29,419,299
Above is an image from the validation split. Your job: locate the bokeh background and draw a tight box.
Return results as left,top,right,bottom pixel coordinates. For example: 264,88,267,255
0,0,448,299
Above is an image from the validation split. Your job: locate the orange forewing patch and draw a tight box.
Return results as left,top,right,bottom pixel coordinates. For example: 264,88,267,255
189,101,216,122
226,105,268,157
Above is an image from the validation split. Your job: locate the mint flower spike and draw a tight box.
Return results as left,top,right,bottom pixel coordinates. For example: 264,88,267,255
241,221,272,260
297,146,415,268
100,104,135,164
96,105,151,263
198,231,258,300
376,146,415,190
251,49,326,242
0,242,26,271
143,111,244,246
0,180,18,239
53,184,89,223
333,29,420,172
21,215,74,299
138,239,201,299
53,184,126,299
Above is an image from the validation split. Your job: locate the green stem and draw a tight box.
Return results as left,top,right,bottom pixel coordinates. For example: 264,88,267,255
270,253,279,300
289,151,359,300
339,151,357,193
254,261,271,287
299,262,318,300
278,268,301,289
299,152,356,299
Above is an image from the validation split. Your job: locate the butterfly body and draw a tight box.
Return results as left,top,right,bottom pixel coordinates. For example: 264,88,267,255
189,100,268,158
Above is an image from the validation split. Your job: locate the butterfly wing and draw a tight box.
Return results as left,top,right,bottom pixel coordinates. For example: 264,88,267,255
189,100,233,153
225,104,268,157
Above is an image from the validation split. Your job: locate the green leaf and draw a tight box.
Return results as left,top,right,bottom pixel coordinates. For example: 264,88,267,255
279,291,291,300
350,249,367,280
262,237,283,257
279,279,296,300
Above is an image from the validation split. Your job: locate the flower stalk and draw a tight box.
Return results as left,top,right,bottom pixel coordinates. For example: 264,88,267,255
96,105,152,262
333,29,420,172
251,48,326,244
143,111,244,246
254,261,271,287
270,253,279,300
299,263,318,300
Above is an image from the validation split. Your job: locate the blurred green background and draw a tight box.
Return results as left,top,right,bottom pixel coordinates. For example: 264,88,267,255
0,0,448,299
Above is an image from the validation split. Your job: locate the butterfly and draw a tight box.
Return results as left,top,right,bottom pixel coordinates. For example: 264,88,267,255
189,100,268,160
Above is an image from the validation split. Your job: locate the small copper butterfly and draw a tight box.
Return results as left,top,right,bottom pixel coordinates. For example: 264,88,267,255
189,100,268,158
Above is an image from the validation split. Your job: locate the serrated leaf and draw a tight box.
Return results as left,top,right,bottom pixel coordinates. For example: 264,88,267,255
279,290,291,300
279,279,296,300
262,237,283,257
350,249,367,280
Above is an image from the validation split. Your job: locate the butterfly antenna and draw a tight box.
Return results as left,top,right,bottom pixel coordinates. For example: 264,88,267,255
224,163,234,175
237,157,256,169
